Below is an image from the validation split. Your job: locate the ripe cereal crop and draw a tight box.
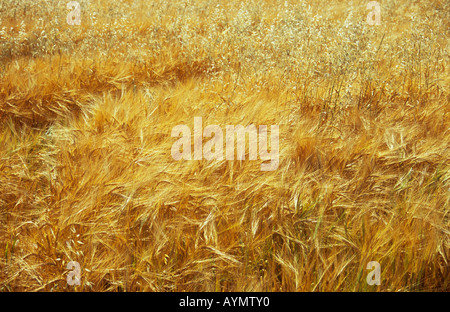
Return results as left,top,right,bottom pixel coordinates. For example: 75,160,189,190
0,0,448,292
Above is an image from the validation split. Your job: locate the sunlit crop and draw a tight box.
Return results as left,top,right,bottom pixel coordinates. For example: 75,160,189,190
0,0,448,291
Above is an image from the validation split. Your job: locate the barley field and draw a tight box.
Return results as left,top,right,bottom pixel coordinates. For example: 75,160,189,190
0,0,448,292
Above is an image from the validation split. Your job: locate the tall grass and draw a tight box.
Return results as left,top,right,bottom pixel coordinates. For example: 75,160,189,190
0,0,448,291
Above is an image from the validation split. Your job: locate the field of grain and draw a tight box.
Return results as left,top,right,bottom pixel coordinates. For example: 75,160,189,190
0,0,449,291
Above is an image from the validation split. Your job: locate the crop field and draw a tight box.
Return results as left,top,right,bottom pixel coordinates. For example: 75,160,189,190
0,0,449,292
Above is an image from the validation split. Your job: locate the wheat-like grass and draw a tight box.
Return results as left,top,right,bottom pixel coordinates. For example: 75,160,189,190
0,0,448,291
